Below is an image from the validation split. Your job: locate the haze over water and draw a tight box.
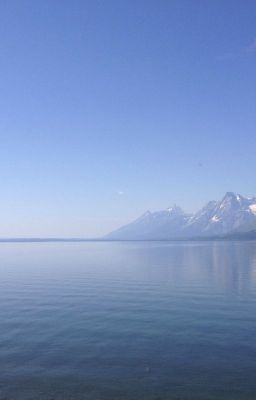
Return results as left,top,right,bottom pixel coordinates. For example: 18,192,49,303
0,241,256,399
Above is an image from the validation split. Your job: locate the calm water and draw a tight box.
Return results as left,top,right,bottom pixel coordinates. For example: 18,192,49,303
0,241,256,399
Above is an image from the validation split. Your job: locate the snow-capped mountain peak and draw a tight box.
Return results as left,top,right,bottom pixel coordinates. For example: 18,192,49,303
192,192,256,235
166,204,184,214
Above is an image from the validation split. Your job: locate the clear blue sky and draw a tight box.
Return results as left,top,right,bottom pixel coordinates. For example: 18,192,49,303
0,0,256,237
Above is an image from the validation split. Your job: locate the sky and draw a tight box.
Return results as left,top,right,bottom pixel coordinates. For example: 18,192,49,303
0,0,256,237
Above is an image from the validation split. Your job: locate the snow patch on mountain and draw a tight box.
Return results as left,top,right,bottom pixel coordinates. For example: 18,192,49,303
249,204,256,215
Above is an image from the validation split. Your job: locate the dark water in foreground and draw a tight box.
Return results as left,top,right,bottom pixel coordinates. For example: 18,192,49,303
0,241,256,400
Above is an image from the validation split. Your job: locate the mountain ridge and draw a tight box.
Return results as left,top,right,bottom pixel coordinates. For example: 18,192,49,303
105,192,256,240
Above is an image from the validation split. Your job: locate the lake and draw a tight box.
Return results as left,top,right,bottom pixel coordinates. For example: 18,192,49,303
0,241,255,399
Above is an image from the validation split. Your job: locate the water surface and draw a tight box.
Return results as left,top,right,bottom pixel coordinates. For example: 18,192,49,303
0,241,256,399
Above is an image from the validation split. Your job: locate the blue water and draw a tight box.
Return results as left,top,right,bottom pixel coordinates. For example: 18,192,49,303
0,241,256,399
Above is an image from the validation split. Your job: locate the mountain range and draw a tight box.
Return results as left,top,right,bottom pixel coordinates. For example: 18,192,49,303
105,192,256,240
